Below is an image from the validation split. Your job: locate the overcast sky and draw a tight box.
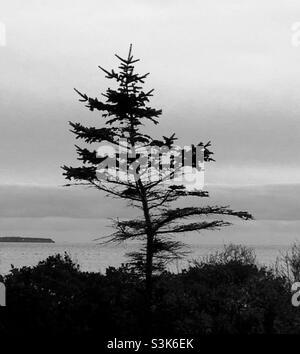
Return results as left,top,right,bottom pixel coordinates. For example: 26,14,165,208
0,0,299,242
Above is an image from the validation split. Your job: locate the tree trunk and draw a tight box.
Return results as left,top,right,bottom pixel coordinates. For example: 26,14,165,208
136,178,154,335
145,231,153,301
144,231,154,335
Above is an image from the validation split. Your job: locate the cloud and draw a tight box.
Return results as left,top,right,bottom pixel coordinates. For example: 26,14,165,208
0,185,130,219
0,183,299,221
0,183,299,242
207,183,300,221
0,0,299,186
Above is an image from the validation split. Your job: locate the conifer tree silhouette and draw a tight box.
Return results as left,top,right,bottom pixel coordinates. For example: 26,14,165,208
62,45,252,320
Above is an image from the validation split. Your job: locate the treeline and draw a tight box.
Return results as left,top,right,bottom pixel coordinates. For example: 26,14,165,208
0,244,300,336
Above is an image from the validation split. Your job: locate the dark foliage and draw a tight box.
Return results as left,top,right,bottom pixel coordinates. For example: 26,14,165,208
0,250,299,336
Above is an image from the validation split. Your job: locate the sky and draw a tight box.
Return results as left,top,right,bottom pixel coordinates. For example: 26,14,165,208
0,0,299,242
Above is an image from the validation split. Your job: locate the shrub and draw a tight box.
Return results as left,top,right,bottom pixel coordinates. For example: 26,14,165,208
0,245,298,335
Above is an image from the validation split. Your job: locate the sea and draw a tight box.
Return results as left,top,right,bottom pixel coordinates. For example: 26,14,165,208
0,241,292,275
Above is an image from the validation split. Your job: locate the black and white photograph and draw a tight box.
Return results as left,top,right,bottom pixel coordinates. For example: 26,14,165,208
0,0,300,349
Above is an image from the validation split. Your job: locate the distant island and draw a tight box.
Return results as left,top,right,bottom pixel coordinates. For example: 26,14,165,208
0,237,55,243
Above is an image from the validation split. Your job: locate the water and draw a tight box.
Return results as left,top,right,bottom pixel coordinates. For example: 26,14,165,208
0,242,292,275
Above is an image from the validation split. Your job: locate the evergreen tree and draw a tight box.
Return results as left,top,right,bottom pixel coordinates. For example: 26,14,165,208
62,45,252,312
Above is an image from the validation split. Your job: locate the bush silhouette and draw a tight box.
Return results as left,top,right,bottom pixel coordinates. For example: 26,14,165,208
0,246,299,336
